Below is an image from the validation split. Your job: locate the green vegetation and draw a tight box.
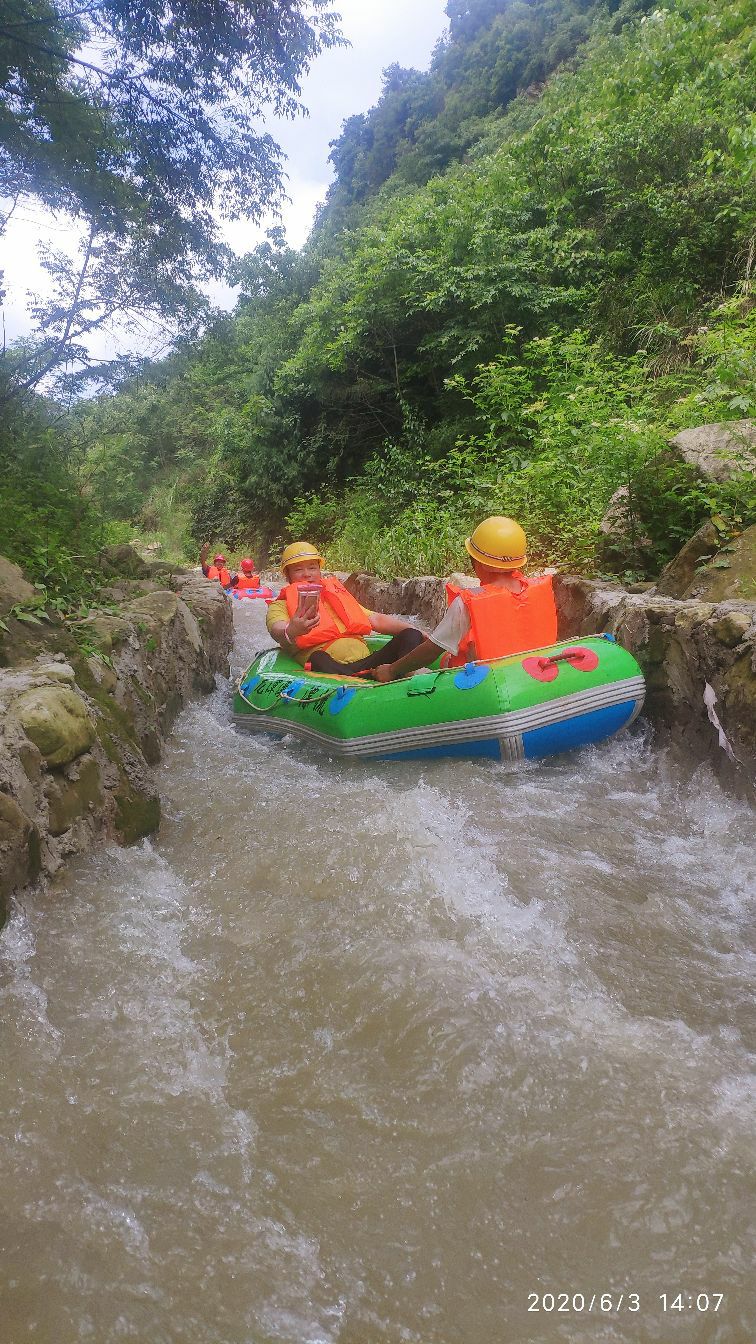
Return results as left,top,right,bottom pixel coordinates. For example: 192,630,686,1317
2,0,755,593
290,304,755,577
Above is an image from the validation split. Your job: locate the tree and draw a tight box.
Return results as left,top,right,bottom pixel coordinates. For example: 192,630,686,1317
0,0,343,399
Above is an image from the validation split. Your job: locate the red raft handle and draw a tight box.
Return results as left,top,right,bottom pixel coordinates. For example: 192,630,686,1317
522,645,599,683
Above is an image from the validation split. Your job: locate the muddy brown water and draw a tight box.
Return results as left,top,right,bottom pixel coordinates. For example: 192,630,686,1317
1,601,754,1343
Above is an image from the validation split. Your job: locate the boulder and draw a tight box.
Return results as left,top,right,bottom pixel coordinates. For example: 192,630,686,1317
78,612,133,652
172,574,233,676
97,543,150,579
656,520,723,598
147,560,187,577
127,590,179,626
679,524,756,604
711,609,754,648
668,420,756,483
721,651,756,765
0,554,36,617
33,660,76,683
598,485,654,573
14,685,96,766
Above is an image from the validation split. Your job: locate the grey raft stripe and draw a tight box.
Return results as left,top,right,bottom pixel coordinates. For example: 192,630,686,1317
233,675,646,758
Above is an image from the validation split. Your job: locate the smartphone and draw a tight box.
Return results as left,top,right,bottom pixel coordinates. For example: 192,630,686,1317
296,585,320,619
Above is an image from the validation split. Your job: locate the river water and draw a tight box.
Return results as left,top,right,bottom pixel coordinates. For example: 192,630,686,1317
1,602,754,1343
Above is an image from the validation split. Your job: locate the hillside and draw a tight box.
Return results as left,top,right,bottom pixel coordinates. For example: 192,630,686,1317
3,0,755,595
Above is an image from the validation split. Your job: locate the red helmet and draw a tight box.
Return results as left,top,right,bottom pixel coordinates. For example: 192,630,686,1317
240,557,255,574
213,553,226,565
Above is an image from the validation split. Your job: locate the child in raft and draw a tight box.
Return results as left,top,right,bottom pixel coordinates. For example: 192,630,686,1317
371,516,557,682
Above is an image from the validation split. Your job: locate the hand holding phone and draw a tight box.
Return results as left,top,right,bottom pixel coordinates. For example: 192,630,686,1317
295,586,320,621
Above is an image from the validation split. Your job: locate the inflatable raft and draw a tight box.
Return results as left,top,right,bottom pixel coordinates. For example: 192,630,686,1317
233,634,645,762
225,586,275,603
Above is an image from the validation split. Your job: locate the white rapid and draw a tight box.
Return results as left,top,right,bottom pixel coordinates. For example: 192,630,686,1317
1,600,754,1343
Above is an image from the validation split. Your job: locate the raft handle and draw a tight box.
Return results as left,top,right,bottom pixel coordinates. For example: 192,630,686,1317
537,648,597,671
522,645,600,683
406,672,443,697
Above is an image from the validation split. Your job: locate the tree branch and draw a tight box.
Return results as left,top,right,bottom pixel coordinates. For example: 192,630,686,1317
0,25,199,130
0,222,97,402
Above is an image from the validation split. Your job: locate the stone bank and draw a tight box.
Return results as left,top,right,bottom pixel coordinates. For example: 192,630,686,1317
0,554,232,923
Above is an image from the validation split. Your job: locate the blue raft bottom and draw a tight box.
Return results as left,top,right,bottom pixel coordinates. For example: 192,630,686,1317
377,700,639,763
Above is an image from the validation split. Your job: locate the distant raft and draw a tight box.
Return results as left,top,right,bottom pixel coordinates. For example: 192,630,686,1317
233,634,645,762
225,586,275,603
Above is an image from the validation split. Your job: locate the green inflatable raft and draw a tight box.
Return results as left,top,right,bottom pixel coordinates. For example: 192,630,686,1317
233,634,645,762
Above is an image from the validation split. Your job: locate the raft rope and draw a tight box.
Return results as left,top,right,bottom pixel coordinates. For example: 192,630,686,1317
236,634,617,707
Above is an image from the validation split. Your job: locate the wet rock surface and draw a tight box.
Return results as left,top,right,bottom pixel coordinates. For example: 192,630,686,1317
552,575,755,774
0,562,232,921
345,573,450,629
97,542,151,579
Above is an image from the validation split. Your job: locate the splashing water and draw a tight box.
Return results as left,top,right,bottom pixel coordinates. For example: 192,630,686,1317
1,601,754,1342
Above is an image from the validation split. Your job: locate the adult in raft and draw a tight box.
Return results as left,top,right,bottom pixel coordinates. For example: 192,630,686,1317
371,516,557,681
235,556,268,595
266,541,425,674
200,542,235,588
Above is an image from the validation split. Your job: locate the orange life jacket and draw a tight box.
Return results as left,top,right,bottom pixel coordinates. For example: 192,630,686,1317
235,572,261,591
282,576,372,651
207,564,231,587
445,573,557,666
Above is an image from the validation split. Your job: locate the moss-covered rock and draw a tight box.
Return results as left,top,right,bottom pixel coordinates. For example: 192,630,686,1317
680,524,756,604
114,780,160,844
45,755,103,836
34,661,76,683
712,610,754,648
15,685,96,767
0,791,41,916
127,590,179,626
0,560,232,903
77,612,133,653
86,654,118,693
97,543,150,578
721,653,756,761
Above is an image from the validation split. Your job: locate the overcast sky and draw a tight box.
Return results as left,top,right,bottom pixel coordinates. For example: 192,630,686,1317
0,0,450,350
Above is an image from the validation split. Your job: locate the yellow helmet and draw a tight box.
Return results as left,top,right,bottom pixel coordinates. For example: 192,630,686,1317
280,540,324,575
465,516,527,571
